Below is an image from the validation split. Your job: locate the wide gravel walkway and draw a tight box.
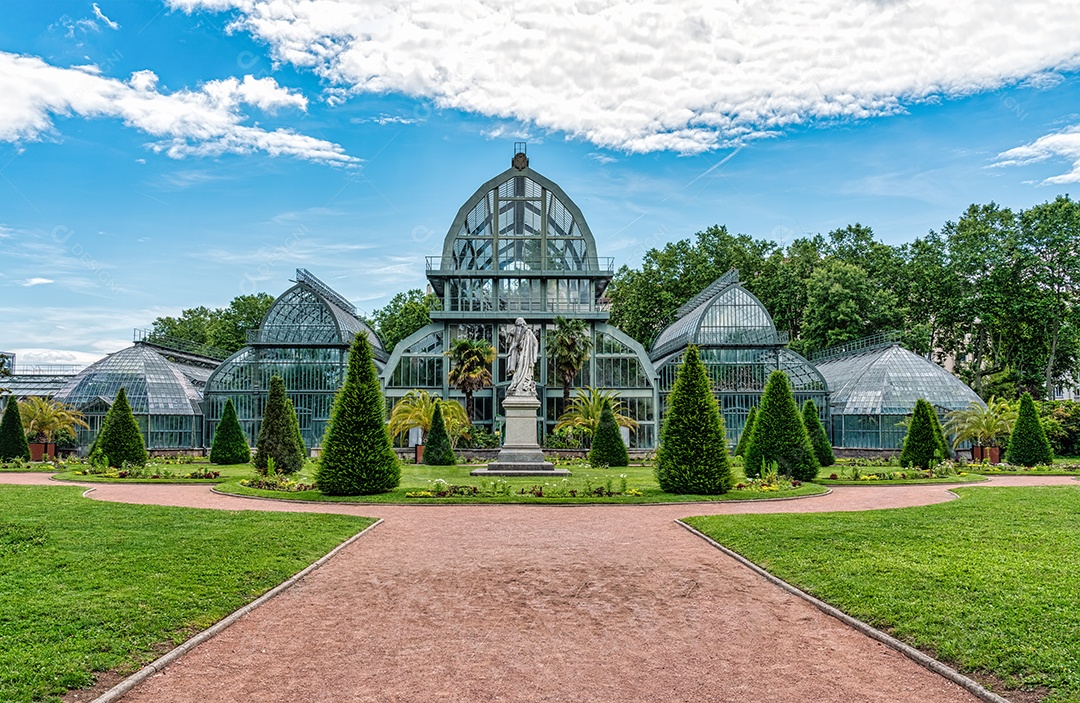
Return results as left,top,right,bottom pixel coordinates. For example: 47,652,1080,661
5,473,1075,702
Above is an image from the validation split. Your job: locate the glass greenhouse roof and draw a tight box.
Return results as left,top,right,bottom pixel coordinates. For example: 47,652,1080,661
815,343,984,415
54,344,204,415
651,272,783,359
0,374,74,399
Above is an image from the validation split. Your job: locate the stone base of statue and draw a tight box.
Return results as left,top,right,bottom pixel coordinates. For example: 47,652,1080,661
470,393,567,477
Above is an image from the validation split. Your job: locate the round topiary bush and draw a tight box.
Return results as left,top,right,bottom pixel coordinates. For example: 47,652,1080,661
744,370,819,481
1005,392,1054,467
654,345,732,495
802,399,835,468
588,398,629,468
95,388,148,468
317,333,400,495
423,401,456,466
209,398,251,465
253,376,306,475
0,397,30,462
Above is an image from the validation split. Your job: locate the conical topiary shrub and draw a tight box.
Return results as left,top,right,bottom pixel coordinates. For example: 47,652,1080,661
1005,392,1053,467
589,398,629,468
900,398,941,470
744,370,819,481
802,399,835,467
317,333,400,495
423,401,456,466
209,398,251,465
655,346,732,495
0,398,30,462
95,388,148,467
734,406,757,458
929,405,952,460
253,376,306,475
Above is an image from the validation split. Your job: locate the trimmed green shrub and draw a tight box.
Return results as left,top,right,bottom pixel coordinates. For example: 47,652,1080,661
655,346,733,495
744,370,819,481
1006,392,1054,467
209,398,251,465
423,401,456,466
253,376,306,475
289,398,307,463
589,398,630,468
802,399,835,467
317,333,400,495
95,388,148,468
930,405,952,460
734,406,757,458
0,398,30,461
900,398,942,470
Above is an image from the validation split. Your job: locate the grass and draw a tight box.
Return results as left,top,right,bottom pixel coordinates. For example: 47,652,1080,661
814,472,988,486
0,461,60,472
215,462,829,504
0,484,374,703
684,486,1080,703
53,462,254,483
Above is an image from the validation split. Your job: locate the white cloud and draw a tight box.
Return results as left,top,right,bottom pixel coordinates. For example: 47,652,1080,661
0,52,357,165
21,278,55,287
172,0,1080,153
994,126,1080,184
92,3,120,30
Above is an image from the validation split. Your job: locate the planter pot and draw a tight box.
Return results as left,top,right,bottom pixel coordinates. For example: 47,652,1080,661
28,443,56,462
987,446,1002,465
415,444,425,464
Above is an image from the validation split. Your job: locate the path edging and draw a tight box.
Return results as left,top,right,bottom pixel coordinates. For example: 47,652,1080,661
675,519,1012,703
87,517,384,703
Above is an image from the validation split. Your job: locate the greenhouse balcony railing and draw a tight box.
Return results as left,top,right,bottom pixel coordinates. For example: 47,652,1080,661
133,329,230,361
11,365,81,375
426,256,615,274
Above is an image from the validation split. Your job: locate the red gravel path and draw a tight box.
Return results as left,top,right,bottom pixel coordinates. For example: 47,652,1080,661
4,473,1076,702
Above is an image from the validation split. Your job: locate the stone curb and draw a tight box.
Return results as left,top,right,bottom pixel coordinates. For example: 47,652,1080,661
209,484,833,508
87,517,384,703
675,519,1013,703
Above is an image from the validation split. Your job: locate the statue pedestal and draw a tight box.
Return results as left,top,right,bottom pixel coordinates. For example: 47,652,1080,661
470,393,567,477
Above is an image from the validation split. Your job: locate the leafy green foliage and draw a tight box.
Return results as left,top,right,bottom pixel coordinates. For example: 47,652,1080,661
684,487,1080,703
253,376,306,475
744,370,819,481
734,406,756,458
209,399,251,465
589,399,629,468
388,390,470,447
149,293,274,354
445,337,496,422
94,388,148,468
801,399,834,467
547,316,593,406
317,333,400,495
655,346,732,494
0,398,30,461
800,258,900,357
0,484,371,703
422,402,456,466
367,289,440,350
17,397,88,444
554,386,637,440
1006,393,1054,467
899,398,942,470
1040,400,1080,457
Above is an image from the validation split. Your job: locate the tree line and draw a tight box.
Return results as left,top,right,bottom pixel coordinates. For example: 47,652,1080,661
608,196,1080,401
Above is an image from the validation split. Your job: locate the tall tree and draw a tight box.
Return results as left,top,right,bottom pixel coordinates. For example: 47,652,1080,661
0,353,11,394
317,333,400,495
800,260,900,356
446,337,495,422
547,316,593,408
149,293,274,354
368,289,441,350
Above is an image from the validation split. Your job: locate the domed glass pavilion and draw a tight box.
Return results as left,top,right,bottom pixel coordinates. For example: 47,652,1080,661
813,333,985,449
382,149,660,447
203,269,387,450
650,270,829,445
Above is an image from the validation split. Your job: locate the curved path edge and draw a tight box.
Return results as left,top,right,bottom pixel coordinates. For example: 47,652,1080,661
676,519,1011,703
87,517,384,703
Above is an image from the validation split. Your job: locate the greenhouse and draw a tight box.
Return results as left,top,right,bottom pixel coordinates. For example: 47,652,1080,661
650,270,829,446
382,148,660,447
52,341,218,450
813,333,985,449
203,268,388,450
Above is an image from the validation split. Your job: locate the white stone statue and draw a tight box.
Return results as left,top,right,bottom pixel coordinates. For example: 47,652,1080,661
506,318,539,396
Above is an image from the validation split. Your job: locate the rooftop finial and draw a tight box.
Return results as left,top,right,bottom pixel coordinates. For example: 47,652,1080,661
512,142,528,170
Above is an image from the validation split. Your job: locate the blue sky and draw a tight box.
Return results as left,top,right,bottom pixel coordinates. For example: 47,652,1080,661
2,1,1080,367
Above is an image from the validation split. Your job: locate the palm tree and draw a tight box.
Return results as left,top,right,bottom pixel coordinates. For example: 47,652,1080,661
445,337,495,422
555,387,638,440
388,390,471,447
547,316,593,408
944,397,1017,450
18,396,89,443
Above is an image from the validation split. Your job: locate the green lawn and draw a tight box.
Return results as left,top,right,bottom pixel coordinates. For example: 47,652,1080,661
0,484,374,703
684,486,1080,703
53,462,255,483
216,462,828,504
813,472,988,486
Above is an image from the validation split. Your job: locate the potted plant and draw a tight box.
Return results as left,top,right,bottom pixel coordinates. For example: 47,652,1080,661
944,397,1017,464
19,397,88,462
